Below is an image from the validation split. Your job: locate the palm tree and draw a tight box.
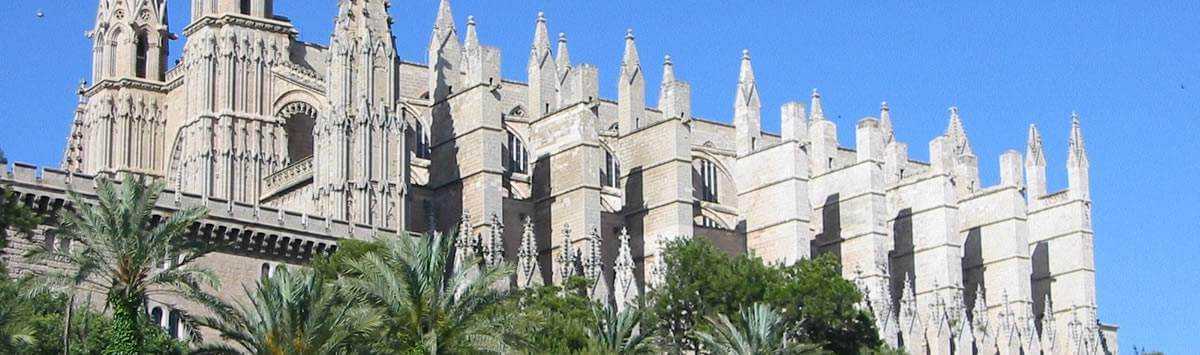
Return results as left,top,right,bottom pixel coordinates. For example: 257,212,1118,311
191,266,379,354
0,278,36,352
334,231,519,354
27,176,216,354
693,303,826,355
581,304,655,354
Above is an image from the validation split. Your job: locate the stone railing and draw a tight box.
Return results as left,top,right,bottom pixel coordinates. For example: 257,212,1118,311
2,162,397,262
262,156,313,198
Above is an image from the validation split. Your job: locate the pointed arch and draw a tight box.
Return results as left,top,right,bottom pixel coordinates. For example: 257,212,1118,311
134,28,149,78
107,25,126,77
276,101,318,163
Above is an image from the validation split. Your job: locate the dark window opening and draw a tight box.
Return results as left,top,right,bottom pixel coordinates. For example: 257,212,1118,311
505,131,529,174
603,151,621,188
135,31,149,79
698,159,718,202
414,121,431,159
240,0,252,15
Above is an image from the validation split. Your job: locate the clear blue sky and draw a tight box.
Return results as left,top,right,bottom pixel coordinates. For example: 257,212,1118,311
0,1,1196,352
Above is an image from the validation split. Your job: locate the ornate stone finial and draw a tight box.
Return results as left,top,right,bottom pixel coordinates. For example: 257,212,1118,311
487,213,505,267
467,15,475,26
1027,124,1046,165
625,28,635,40
946,106,973,157
741,48,751,60
649,235,668,288
537,11,546,23
517,216,543,288
556,224,577,281
810,88,825,121
457,211,475,257
613,227,636,311
1068,112,1088,164
583,227,603,281
880,101,895,144
558,32,567,43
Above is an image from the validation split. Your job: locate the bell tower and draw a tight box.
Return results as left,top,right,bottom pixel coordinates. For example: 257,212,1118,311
67,0,172,176
312,0,407,230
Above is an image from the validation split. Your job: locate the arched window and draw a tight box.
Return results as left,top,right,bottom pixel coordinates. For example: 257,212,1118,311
135,31,148,79
505,130,529,174
697,158,719,202
602,150,620,188
167,310,182,339
414,120,431,159
277,102,317,163
149,307,163,327
260,263,271,279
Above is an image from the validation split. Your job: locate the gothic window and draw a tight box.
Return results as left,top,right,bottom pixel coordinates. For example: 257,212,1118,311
505,130,529,174
602,150,621,188
260,263,271,279
240,0,252,15
414,120,431,159
278,102,317,163
167,310,182,339
135,31,149,79
697,158,719,202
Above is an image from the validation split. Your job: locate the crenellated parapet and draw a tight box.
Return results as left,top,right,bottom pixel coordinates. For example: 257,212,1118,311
2,163,358,267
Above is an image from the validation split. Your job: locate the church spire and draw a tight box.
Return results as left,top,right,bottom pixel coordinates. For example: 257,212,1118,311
428,0,462,102
1068,112,1088,166
946,106,973,157
1026,124,1047,204
810,89,825,121
434,0,456,36
880,102,895,144
464,16,479,49
532,12,552,59
528,11,558,117
1067,112,1090,200
556,33,571,75
662,55,676,84
622,29,642,71
658,55,691,120
1027,124,1046,166
734,49,762,156
618,29,645,135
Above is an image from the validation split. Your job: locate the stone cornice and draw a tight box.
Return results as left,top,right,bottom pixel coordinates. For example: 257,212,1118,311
85,78,171,95
183,14,298,37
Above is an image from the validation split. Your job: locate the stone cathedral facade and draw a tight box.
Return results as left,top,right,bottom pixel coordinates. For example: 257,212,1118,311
1,0,1120,353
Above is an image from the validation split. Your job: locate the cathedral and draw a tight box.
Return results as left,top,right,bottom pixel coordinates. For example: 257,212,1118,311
0,0,1119,353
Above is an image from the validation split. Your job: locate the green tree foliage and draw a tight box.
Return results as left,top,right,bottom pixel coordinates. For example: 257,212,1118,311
333,231,520,354
580,304,656,354
508,277,598,353
694,303,826,355
192,266,380,354
26,176,217,354
0,179,41,248
650,238,881,353
0,273,186,354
